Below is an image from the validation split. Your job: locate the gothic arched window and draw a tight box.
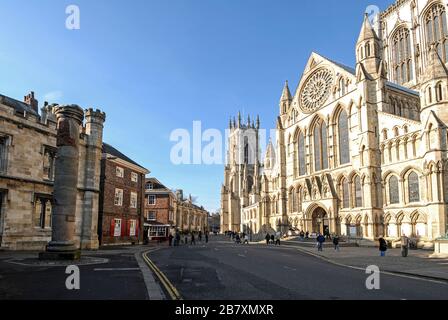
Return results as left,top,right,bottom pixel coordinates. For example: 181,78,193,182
354,176,363,208
313,120,328,172
408,172,420,203
392,28,413,84
297,131,306,176
341,178,350,209
389,176,400,204
338,110,350,165
425,4,448,62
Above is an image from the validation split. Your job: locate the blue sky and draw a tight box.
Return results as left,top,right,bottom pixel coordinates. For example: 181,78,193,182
0,0,392,212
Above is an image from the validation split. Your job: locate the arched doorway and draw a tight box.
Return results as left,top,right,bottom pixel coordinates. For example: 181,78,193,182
311,207,329,234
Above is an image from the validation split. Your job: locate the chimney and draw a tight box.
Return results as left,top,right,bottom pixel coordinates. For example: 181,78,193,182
24,91,38,113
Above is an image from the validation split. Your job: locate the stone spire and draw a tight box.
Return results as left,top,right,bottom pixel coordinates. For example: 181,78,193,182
280,80,292,102
237,111,241,128
357,13,379,44
280,81,292,115
256,115,260,129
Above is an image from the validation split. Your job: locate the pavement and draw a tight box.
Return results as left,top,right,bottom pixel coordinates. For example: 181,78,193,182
281,237,448,282
148,235,448,300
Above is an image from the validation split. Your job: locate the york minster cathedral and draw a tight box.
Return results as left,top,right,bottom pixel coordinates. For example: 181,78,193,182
221,0,448,247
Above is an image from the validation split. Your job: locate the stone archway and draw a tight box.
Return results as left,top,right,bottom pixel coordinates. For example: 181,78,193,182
310,206,329,235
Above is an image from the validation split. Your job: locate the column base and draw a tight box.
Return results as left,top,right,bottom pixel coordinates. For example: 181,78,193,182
39,241,81,261
39,251,81,261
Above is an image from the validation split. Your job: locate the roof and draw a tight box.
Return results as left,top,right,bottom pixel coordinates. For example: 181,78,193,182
385,81,419,97
314,52,356,75
0,94,39,116
102,143,148,172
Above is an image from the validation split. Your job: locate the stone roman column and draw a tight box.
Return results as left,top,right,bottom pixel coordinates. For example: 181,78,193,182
40,105,84,260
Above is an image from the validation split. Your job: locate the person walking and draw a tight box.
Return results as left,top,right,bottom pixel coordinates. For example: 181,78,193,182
168,233,174,247
299,230,305,241
401,234,410,257
265,233,271,245
184,234,188,246
205,232,209,244
379,237,388,257
270,234,275,245
305,231,309,240
191,232,196,245
243,234,249,245
333,235,340,252
275,232,281,246
175,232,181,247
198,231,202,242
316,233,325,252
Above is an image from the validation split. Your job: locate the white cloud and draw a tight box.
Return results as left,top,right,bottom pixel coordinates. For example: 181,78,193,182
43,91,63,102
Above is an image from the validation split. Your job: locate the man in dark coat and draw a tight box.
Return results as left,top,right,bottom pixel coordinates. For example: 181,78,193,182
317,233,325,252
265,233,271,245
379,237,388,256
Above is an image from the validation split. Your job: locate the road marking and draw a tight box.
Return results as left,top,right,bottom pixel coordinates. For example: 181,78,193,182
94,268,140,271
238,254,246,258
142,251,183,301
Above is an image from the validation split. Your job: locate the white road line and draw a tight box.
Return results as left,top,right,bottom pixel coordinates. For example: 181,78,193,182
238,254,246,258
94,268,140,271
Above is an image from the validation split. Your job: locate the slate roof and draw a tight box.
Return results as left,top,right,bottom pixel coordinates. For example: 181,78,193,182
0,94,39,116
102,143,148,171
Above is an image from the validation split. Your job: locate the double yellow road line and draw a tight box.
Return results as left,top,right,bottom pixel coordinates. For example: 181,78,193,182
142,251,183,300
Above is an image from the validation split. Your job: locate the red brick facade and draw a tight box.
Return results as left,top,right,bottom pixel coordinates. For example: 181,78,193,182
98,145,149,246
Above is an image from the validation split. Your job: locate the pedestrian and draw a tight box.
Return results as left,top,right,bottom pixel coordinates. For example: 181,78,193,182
305,231,309,239
401,234,410,257
205,232,209,244
325,228,332,240
333,235,340,252
299,230,305,241
199,231,202,242
191,232,196,245
168,233,173,247
235,233,241,244
270,234,275,245
316,233,325,252
265,233,271,245
184,234,188,245
379,237,388,257
175,232,181,247
275,232,281,246
243,234,249,245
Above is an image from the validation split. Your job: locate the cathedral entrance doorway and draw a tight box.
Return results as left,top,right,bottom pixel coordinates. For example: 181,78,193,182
311,207,329,235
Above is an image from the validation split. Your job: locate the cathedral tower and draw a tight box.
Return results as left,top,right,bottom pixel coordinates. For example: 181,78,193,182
221,112,260,232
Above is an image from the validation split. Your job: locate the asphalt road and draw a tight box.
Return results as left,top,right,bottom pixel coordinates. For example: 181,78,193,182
0,248,148,300
149,236,448,300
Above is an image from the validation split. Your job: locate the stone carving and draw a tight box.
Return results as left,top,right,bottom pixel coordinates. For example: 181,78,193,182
300,68,334,112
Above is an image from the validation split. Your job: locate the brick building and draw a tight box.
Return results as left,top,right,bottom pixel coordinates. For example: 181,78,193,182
0,91,105,250
98,143,149,246
144,178,209,241
144,178,175,242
